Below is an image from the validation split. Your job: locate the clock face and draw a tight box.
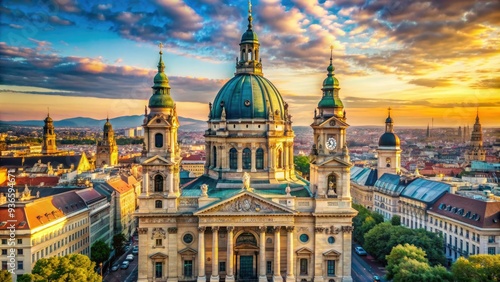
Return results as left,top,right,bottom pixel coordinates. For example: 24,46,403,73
326,137,337,150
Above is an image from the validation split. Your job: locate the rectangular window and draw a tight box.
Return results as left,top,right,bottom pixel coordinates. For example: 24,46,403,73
18,249,23,255
156,239,162,246
266,261,272,274
219,261,226,272
17,239,22,244
155,262,162,278
18,261,23,270
1,261,7,270
1,239,6,245
488,247,496,255
184,260,193,277
488,236,495,243
1,250,6,255
327,260,335,276
300,258,308,275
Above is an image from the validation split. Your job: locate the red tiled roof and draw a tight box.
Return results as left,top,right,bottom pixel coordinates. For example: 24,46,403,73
10,176,60,187
0,207,29,230
106,178,133,194
429,193,500,229
0,190,87,231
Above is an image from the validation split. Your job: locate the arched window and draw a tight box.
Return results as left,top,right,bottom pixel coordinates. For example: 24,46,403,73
256,148,264,169
229,148,238,170
243,148,251,170
277,148,283,168
154,175,163,192
155,200,162,209
48,140,52,145
212,146,217,167
155,133,163,148
327,173,337,195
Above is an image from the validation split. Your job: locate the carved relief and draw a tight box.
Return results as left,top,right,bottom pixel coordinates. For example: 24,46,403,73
138,228,148,235
151,227,167,239
207,195,288,214
212,226,220,232
179,198,198,207
227,226,235,232
198,227,206,232
315,227,326,233
167,227,178,234
328,226,341,235
142,218,177,223
341,226,354,233
257,226,266,233
286,226,295,232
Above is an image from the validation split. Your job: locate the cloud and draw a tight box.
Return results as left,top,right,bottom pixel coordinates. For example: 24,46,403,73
471,78,500,89
408,78,453,88
0,42,225,103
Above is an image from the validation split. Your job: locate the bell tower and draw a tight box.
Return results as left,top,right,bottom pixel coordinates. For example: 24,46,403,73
309,47,351,199
96,117,118,167
139,44,181,214
42,112,57,154
465,110,486,162
377,108,401,177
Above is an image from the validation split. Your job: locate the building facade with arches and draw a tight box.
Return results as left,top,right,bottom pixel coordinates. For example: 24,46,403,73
136,4,356,282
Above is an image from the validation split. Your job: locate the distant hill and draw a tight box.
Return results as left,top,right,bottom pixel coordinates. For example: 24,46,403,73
0,115,207,131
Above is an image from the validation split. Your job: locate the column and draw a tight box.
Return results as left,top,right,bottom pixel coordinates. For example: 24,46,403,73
286,226,294,282
273,226,282,282
226,227,235,282
237,149,243,172
341,226,354,282
211,227,220,282
284,144,289,170
288,143,294,171
144,172,149,196
251,146,257,172
258,226,267,282
198,227,206,282
167,167,174,196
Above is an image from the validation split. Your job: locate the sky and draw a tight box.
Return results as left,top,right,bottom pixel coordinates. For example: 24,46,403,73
0,0,499,127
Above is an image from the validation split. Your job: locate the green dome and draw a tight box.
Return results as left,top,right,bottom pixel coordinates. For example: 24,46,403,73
149,91,174,109
153,72,169,88
103,119,112,131
241,29,258,43
379,132,400,147
211,74,285,120
322,75,339,88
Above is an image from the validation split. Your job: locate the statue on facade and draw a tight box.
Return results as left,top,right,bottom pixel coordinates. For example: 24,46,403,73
200,184,208,197
242,172,251,191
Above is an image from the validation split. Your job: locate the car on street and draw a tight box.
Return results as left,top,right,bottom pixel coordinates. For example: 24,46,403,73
373,275,381,281
120,261,130,269
126,254,134,261
132,246,139,255
111,263,120,271
355,246,367,256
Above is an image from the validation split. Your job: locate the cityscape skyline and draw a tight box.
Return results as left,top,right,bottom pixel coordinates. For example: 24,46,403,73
1,0,499,127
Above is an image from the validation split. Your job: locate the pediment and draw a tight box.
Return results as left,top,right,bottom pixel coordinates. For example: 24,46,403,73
296,247,313,255
142,155,174,166
313,116,349,128
323,249,341,257
146,115,172,127
178,247,197,255
149,252,168,259
316,156,352,167
194,191,297,216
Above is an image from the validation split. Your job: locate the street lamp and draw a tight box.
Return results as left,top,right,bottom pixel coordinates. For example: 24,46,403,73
99,262,103,277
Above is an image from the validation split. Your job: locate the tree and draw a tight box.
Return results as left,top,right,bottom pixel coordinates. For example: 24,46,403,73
91,240,111,265
112,233,127,255
31,254,101,282
386,244,428,280
387,244,452,282
294,156,310,178
0,270,12,282
452,255,500,282
17,274,33,282
364,223,446,265
352,204,384,244
391,215,401,226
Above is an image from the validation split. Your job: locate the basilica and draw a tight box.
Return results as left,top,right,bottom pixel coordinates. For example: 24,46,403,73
136,5,356,282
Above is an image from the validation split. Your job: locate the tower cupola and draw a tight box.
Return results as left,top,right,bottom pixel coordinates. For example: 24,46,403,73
149,44,174,110
317,46,344,119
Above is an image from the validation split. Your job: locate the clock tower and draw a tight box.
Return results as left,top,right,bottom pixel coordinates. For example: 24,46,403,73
309,47,351,199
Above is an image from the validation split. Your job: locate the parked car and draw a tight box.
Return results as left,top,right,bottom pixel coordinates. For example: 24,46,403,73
111,263,120,271
373,275,381,281
120,261,130,269
126,254,134,261
132,246,139,255
355,246,367,256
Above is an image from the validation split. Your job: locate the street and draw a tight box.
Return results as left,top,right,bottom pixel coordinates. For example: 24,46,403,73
103,245,138,282
352,245,386,282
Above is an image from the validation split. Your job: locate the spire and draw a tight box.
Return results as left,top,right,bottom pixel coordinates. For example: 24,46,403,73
247,0,253,30
157,42,165,73
317,45,343,118
475,108,480,124
385,107,394,132
328,45,334,73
